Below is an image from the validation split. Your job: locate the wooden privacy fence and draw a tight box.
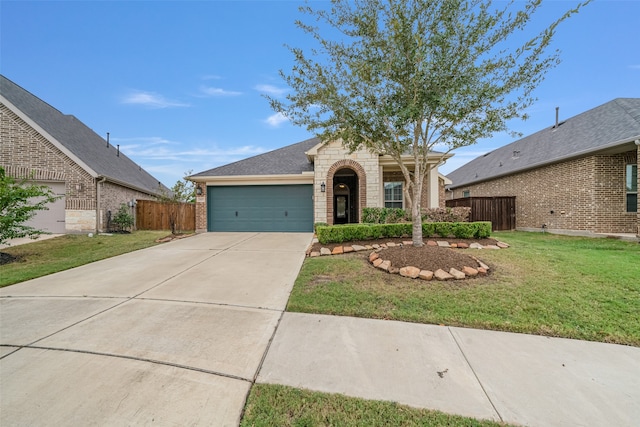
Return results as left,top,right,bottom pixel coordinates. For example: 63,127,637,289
136,199,195,232
446,196,516,231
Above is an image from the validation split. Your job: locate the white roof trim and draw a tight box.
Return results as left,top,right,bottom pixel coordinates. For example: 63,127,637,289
194,173,314,186
1,94,99,179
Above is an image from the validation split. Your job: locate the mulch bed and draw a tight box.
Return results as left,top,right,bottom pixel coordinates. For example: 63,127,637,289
311,237,499,273
0,252,19,266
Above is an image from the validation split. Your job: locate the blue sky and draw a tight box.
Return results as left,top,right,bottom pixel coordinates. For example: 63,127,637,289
2,0,639,187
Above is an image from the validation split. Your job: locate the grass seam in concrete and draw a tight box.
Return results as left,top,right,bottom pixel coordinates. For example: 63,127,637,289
447,327,504,423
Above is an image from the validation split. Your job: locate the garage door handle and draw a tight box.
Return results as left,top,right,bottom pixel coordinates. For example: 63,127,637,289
235,211,238,217
285,211,288,217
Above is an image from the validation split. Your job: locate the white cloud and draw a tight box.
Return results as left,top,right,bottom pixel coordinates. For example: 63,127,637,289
255,84,287,97
121,90,189,108
264,112,289,128
199,86,242,97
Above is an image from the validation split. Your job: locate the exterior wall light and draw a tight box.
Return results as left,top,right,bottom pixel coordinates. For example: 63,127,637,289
320,182,326,193
196,185,203,196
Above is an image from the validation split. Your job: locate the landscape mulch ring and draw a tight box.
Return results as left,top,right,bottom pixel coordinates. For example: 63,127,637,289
310,237,500,273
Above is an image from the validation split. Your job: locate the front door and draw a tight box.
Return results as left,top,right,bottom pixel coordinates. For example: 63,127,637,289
334,195,349,224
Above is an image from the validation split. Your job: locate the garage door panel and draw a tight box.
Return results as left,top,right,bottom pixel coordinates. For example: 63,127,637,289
208,185,312,232
25,182,66,234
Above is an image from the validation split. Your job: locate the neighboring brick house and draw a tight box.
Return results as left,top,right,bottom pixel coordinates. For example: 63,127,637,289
189,138,452,232
446,98,640,237
1,75,168,233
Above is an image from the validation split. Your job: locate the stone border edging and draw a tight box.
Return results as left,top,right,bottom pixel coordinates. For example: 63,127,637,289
306,239,510,281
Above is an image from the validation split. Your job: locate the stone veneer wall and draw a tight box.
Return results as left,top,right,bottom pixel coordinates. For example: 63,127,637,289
450,151,638,234
313,141,381,225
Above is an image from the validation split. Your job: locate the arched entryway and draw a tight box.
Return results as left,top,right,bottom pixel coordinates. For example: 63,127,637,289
326,160,367,225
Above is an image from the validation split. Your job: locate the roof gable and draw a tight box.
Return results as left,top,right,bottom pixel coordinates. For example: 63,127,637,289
447,98,640,188
0,75,167,195
192,137,319,177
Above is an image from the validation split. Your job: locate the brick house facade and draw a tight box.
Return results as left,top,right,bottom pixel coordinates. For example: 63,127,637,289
447,99,640,237
1,75,167,233
191,138,451,232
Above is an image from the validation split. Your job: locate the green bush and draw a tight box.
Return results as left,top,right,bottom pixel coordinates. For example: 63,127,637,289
362,207,409,224
316,221,491,244
111,204,134,232
422,207,471,223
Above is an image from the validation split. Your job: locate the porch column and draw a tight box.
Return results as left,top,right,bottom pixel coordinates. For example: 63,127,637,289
427,167,439,209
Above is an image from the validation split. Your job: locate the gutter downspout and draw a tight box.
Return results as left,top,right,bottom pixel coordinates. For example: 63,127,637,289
96,176,107,232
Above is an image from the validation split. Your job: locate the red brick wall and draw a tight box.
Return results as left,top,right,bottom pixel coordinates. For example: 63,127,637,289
450,152,638,234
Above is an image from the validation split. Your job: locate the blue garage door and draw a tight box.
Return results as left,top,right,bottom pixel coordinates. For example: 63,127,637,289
207,185,313,232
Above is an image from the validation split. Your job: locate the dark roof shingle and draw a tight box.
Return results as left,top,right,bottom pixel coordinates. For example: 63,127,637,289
1,75,167,195
191,137,319,177
447,98,640,189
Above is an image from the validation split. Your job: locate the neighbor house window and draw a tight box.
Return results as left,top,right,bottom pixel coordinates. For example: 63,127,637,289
626,164,638,213
384,182,403,208
463,190,470,198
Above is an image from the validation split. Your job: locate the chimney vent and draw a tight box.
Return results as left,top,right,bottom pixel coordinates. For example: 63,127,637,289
107,132,110,148
117,144,120,157
555,107,559,128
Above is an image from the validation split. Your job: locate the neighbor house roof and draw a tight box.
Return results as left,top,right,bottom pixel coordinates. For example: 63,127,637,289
447,98,640,189
0,75,167,195
191,137,319,178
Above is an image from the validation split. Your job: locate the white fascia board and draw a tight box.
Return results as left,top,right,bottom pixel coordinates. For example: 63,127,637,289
1,95,99,178
202,173,314,186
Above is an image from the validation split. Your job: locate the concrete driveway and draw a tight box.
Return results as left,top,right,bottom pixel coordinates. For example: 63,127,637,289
0,232,312,426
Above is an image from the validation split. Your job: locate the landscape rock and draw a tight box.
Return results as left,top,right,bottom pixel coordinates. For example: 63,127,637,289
403,241,413,246
373,258,383,267
426,240,438,246
369,252,379,262
462,266,478,277
470,243,483,249
497,241,510,248
387,242,396,247
332,246,344,255
485,245,501,250
449,268,466,280
389,267,400,274
418,270,434,281
434,269,454,281
437,241,450,247
399,266,421,279
450,243,458,248
377,260,391,271
352,245,367,252
320,247,332,256
343,246,354,253
477,267,488,275
372,244,380,249
457,243,469,249
310,251,321,257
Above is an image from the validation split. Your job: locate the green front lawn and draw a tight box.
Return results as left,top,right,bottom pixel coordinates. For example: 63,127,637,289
241,384,513,427
287,232,640,346
0,231,168,287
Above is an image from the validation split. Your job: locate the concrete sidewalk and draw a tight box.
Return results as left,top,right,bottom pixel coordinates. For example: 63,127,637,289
258,312,640,427
1,232,312,426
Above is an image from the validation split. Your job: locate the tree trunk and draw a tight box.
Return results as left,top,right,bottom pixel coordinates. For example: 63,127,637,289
412,161,424,247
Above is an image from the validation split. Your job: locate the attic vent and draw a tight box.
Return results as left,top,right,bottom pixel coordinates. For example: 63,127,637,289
513,150,520,158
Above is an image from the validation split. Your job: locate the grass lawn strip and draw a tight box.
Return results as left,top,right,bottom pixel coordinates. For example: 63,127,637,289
288,232,640,346
0,231,169,287
241,383,514,427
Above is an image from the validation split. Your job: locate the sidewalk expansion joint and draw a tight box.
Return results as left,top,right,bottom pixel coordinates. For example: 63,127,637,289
447,327,503,423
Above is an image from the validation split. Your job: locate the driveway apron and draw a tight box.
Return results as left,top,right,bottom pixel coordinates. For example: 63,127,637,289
0,232,312,426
